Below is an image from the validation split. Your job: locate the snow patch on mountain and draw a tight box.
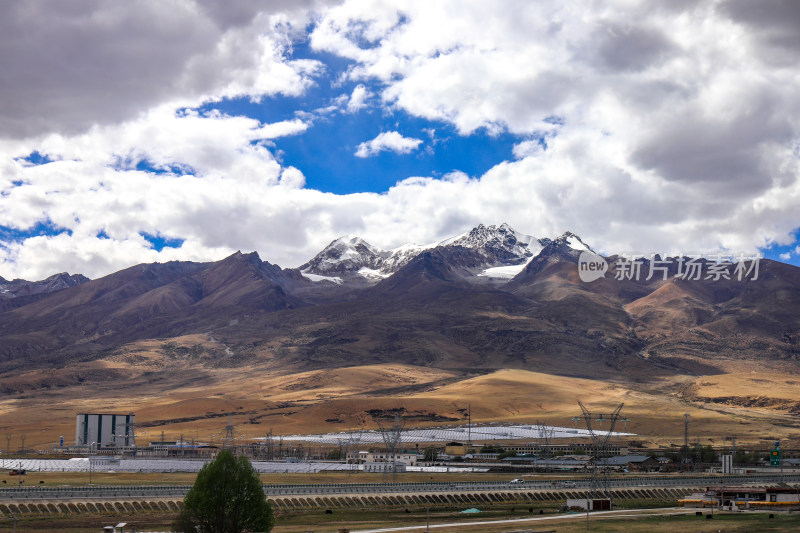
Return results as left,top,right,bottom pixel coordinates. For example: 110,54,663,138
300,271,344,284
379,243,434,274
479,255,536,279
300,224,590,282
358,267,391,280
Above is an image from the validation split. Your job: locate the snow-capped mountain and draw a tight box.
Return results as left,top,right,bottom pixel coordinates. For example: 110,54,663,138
442,222,542,264
300,223,583,283
540,231,594,254
299,236,388,279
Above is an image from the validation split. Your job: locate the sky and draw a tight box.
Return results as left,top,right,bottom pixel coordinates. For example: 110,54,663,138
1,0,800,281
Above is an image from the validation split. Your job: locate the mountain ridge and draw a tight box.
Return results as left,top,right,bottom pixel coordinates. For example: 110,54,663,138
299,223,547,282
1,223,798,387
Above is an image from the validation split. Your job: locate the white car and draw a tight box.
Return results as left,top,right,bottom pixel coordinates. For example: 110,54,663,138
510,478,525,484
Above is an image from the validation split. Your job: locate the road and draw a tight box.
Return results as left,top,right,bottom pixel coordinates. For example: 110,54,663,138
353,507,700,532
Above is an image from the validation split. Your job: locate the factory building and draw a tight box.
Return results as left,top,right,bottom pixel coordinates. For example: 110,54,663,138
75,413,135,447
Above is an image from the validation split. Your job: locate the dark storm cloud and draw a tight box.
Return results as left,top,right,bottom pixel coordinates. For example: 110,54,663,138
631,94,793,196
720,0,800,64
592,22,677,72
0,0,332,140
0,1,222,138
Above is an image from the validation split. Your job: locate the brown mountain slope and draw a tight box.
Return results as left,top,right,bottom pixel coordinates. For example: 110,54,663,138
4,245,800,383
0,253,306,367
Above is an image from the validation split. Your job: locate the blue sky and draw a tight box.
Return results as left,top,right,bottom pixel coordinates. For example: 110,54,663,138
1,1,799,280
195,41,524,196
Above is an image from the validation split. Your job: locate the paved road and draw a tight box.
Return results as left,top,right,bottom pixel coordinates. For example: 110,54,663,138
0,474,797,500
353,507,701,532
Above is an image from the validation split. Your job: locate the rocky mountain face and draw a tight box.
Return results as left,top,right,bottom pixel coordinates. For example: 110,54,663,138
0,272,90,312
1,224,799,385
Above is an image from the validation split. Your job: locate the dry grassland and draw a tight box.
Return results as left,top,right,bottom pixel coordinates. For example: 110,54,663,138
1,336,799,450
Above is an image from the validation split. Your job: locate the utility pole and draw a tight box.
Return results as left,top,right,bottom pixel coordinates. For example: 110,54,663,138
467,404,472,447
683,414,690,468
425,503,430,533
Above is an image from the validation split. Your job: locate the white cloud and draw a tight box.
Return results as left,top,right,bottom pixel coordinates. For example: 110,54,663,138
3,0,800,281
346,84,371,112
354,131,423,158
279,166,306,188
512,139,546,159
780,252,792,261
309,0,800,257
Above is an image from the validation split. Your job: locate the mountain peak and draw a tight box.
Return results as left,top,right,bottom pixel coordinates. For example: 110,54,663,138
554,231,594,253
440,223,542,266
300,235,387,276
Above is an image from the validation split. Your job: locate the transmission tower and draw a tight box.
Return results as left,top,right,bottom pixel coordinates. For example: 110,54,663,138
725,435,737,456
577,401,625,505
263,429,274,460
344,428,364,475
536,420,554,460
378,413,405,483
224,414,235,451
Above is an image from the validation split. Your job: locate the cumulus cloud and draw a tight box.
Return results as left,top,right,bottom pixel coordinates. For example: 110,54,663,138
0,0,325,139
3,0,800,280
309,0,800,256
346,84,371,112
354,131,423,158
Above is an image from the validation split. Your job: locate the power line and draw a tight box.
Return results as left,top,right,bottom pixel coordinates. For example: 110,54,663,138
576,401,625,506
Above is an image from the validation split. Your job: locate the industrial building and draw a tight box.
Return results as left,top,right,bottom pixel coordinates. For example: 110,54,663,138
75,413,135,447
347,450,419,466
680,486,800,510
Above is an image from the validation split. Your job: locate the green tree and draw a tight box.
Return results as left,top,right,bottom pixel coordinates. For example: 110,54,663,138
327,448,342,460
423,446,438,462
700,444,717,463
174,450,274,533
